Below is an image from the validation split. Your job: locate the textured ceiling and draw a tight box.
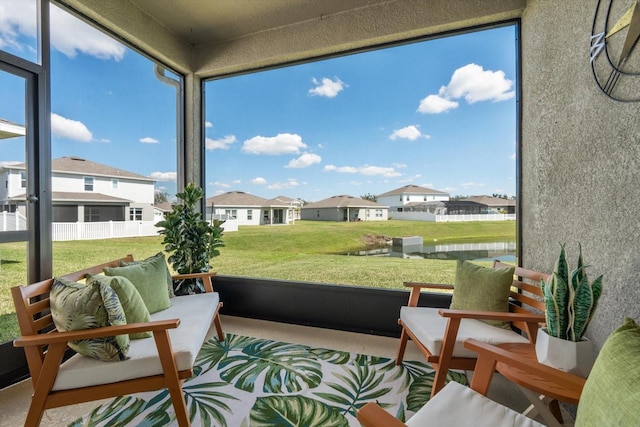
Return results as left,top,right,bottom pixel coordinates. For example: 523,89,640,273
129,0,384,45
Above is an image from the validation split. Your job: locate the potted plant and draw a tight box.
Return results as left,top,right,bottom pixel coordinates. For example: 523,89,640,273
536,243,603,377
156,183,224,295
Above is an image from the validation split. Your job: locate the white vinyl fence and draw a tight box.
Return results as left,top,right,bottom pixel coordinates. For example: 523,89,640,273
0,212,27,231
52,221,160,241
391,211,516,222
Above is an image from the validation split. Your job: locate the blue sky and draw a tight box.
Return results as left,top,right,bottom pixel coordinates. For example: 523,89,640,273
1,1,517,202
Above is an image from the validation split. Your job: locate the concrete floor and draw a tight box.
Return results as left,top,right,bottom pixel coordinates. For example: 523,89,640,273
0,315,573,426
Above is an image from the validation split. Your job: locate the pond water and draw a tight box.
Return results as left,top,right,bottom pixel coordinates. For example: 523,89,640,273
345,241,517,262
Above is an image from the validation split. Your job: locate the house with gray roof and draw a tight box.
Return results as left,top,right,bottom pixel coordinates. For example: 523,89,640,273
459,195,516,214
0,156,156,222
300,195,389,222
206,191,299,226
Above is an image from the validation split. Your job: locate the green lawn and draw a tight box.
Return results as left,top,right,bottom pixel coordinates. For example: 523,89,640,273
0,220,515,342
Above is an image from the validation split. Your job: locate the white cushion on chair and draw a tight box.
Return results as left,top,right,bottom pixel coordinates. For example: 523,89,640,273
400,306,529,359
406,381,544,427
52,292,220,391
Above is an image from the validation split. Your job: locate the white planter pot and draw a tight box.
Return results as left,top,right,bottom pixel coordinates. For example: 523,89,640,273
535,328,594,378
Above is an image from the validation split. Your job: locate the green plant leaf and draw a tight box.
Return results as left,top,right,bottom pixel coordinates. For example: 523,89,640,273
196,334,259,375
218,339,322,393
184,381,239,427
314,363,392,417
250,395,349,427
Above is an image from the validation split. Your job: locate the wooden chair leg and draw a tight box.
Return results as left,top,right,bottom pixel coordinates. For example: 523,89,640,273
214,309,224,342
431,317,461,397
395,326,409,365
25,343,67,427
154,330,190,427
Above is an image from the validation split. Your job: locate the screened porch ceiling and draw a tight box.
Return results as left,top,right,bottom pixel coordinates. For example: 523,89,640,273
59,0,526,77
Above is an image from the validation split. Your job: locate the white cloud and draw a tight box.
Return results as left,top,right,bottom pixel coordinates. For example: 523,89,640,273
0,2,126,60
459,181,485,188
418,94,459,114
51,113,92,142
150,171,177,182
140,137,159,144
205,121,213,128
242,133,307,155
206,135,237,150
286,153,322,168
308,77,346,98
440,63,514,104
324,164,401,177
418,63,514,114
212,181,231,188
268,179,300,190
389,125,429,141
510,152,516,161
252,177,267,185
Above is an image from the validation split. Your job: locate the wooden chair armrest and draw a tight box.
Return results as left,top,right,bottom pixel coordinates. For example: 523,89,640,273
403,281,454,291
172,271,216,292
357,402,406,427
438,309,545,324
14,319,181,347
464,339,586,390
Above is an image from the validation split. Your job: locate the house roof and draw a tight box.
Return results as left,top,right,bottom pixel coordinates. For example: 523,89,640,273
377,184,448,197
10,192,132,203
0,118,25,139
154,201,173,212
460,195,516,207
302,195,387,209
5,157,154,182
206,191,270,207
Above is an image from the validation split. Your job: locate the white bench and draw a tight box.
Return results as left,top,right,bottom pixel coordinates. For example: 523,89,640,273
12,255,224,427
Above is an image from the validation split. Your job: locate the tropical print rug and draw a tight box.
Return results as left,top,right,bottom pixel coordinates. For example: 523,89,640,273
69,333,467,426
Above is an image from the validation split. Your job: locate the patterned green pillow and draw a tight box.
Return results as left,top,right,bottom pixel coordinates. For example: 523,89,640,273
118,252,175,298
575,317,640,427
50,277,129,361
450,260,515,329
87,274,152,339
104,253,171,314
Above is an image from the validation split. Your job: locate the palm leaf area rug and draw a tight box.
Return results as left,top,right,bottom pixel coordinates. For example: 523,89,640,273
69,333,467,427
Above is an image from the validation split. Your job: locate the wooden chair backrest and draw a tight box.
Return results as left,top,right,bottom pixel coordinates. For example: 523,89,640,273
11,255,135,386
494,260,548,334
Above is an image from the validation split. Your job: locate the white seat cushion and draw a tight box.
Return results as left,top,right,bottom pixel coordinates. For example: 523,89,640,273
400,306,529,359
53,292,220,391
406,381,544,427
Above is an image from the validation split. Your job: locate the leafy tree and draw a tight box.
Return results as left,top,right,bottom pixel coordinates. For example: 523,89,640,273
154,191,170,204
360,193,377,202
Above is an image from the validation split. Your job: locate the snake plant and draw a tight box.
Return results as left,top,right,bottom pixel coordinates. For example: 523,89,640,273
541,244,603,342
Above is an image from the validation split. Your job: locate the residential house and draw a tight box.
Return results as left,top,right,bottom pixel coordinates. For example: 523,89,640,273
206,191,296,226
0,156,156,222
301,195,389,222
459,195,516,214
377,185,449,215
0,118,25,140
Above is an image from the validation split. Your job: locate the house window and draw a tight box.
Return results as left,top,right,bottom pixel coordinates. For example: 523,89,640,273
225,209,237,219
129,207,143,221
84,177,94,191
424,196,427,201
112,179,118,189
375,209,383,218
247,209,253,220
20,171,26,188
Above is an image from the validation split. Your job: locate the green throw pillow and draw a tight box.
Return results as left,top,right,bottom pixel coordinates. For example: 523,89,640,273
449,259,515,329
104,254,172,314
50,277,129,361
575,317,640,427
119,252,175,298
87,274,152,339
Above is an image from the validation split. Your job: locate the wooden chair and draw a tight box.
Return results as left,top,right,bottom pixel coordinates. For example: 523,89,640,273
11,255,224,427
395,260,548,397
